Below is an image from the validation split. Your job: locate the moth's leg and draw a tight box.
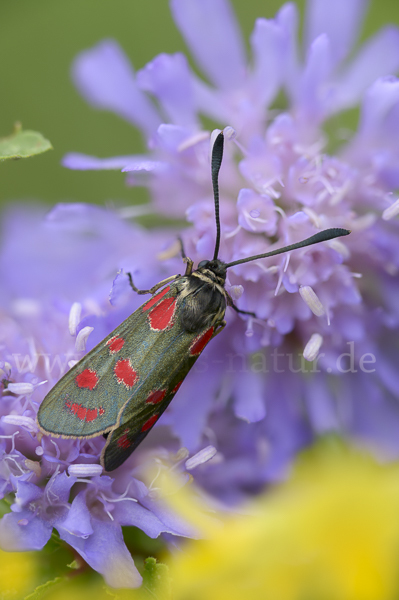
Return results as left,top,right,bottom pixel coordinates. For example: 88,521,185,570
212,320,226,338
127,273,181,296
177,236,194,276
226,291,256,317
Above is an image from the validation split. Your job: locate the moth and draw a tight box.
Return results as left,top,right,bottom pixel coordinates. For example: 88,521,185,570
37,132,350,471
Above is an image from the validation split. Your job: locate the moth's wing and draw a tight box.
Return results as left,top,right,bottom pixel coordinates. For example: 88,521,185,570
37,283,180,438
101,322,217,471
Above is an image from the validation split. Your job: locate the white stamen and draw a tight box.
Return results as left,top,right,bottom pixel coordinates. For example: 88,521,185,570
75,326,94,352
223,126,237,141
352,213,376,230
230,285,243,299
69,302,82,336
319,175,335,195
25,459,42,478
157,239,182,261
12,298,41,317
35,446,44,456
382,198,399,221
7,382,34,395
225,224,241,239
185,446,218,470
118,204,153,219
329,180,351,205
2,415,38,432
303,333,323,361
302,207,321,228
328,239,350,259
245,318,254,337
68,360,79,369
68,464,103,477
299,286,325,317
178,131,209,152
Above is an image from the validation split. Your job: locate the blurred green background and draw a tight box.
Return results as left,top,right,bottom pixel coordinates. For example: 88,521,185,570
1,0,399,208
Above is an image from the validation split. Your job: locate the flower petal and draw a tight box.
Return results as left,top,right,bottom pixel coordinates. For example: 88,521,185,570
171,0,246,89
305,0,367,64
0,510,52,551
72,40,161,136
234,371,266,423
137,53,197,128
57,491,94,538
62,153,139,170
297,33,333,121
250,17,285,106
58,519,142,588
334,26,399,112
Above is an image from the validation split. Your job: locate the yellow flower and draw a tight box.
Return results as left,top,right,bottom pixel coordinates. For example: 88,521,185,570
0,549,38,599
166,443,399,600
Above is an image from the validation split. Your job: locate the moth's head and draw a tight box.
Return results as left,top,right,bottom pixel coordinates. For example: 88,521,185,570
197,258,227,283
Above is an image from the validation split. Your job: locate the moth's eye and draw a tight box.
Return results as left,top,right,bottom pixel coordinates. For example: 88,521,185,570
198,260,209,268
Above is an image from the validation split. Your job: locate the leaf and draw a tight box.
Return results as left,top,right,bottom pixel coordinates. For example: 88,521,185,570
23,577,64,600
0,124,52,162
142,558,171,600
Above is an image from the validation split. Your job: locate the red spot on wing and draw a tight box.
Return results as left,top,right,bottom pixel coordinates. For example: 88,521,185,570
146,389,167,405
141,414,159,432
106,336,125,354
116,429,131,449
64,401,99,423
75,368,99,390
114,359,138,389
99,407,105,416
190,327,215,356
86,408,98,422
77,405,87,420
172,380,183,394
148,297,177,331
143,286,171,312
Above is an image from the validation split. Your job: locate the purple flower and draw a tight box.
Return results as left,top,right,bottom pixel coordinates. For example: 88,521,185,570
0,204,205,587
62,0,399,464
3,0,399,584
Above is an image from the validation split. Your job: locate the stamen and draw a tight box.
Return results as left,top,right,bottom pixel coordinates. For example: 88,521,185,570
299,286,325,317
382,198,399,221
302,207,321,228
223,126,236,141
328,239,350,259
75,326,94,352
185,446,217,470
69,302,82,336
25,459,41,478
224,224,241,239
230,285,243,299
68,464,103,477
245,318,254,337
303,333,323,361
2,415,38,433
7,382,34,395
178,131,209,152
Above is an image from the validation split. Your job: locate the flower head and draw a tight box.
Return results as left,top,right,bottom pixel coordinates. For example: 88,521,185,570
3,0,399,584
64,0,399,470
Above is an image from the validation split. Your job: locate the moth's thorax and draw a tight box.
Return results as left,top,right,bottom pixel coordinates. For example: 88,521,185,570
176,263,227,333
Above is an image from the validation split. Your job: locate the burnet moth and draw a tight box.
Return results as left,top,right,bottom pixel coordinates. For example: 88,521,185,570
37,131,350,471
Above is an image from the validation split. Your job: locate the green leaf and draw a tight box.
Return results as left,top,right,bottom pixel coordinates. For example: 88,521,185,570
0,124,52,162
142,558,171,600
23,577,65,600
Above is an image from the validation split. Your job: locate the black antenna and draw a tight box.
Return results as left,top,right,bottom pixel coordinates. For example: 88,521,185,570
225,228,351,269
211,132,224,260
